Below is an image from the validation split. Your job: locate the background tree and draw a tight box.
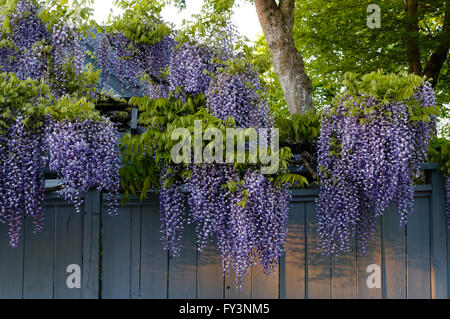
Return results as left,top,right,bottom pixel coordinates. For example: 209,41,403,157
263,0,449,110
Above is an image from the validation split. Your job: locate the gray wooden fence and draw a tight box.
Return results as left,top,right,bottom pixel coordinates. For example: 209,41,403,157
0,168,447,299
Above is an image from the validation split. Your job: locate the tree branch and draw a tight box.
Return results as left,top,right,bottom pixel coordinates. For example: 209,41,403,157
423,6,450,87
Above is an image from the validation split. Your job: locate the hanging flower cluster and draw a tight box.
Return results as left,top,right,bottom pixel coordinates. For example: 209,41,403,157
317,74,437,256
97,15,292,287
45,119,120,214
447,178,450,220
0,0,120,246
0,116,45,247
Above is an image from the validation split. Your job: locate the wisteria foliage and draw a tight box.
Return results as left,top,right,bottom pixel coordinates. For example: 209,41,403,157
317,83,437,256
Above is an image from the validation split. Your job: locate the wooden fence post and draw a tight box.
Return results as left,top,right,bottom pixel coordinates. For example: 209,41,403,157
429,169,448,298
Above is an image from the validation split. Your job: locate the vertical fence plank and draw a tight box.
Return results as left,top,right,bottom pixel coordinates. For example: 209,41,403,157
130,205,142,299
280,200,306,299
306,201,331,299
224,270,251,299
101,204,132,299
197,242,224,299
0,222,24,298
54,204,83,298
82,191,100,299
429,171,448,299
168,222,197,298
251,264,279,299
407,195,431,299
381,204,406,299
140,198,168,299
331,240,357,299
23,204,55,299
357,221,382,299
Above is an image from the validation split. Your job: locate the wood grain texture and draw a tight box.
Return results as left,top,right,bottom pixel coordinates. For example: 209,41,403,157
251,263,279,299
407,196,431,299
197,241,224,299
357,221,382,299
331,240,357,299
225,269,251,299
82,191,101,299
101,204,132,299
280,200,306,299
306,201,331,299
381,204,407,299
429,171,448,299
0,221,24,298
168,222,197,298
130,205,142,298
140,199,168,299
54,204,83,298
23,204,55,299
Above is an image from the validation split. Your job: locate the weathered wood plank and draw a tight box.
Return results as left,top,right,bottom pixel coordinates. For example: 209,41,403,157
381,204,406,299
168,222,197,298
82,191,101,299
54,204,83,298
407,196,431,299
280,201,306,299
23,205,55,299
251,263,279,299
197,241,224,299
0,221,24,298
224,270,251,299
130,205,142,299
429,171,448,299
357,221,382,299
331,240,357,299
306,201,331,299
101,204,132,299
140,199,168,299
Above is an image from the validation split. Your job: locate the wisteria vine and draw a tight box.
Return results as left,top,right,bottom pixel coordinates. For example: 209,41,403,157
317,78,437,256
0,0,120,246
97,15,292,287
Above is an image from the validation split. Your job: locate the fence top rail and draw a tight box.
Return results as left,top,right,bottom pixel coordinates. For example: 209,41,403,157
42,163,440,199
43,163,440,179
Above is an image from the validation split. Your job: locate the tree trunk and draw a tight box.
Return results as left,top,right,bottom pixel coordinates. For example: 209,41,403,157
406,0,422,75
254,0,313,114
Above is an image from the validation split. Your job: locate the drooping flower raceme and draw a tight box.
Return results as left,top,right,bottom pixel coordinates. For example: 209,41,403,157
317,83,436,256
0,116,46,247
446,178,450,224
45,119,120,214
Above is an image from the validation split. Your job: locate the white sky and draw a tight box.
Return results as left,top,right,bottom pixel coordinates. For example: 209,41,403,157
90,0,263,42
